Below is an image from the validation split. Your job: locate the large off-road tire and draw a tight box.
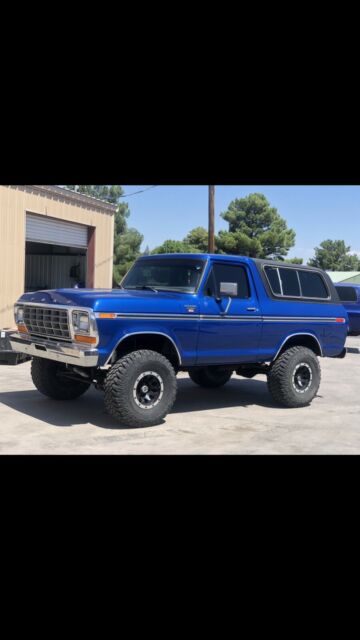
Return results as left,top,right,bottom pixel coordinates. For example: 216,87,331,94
267,346,321,408
31,358,91,400
188,366,233,388
104,350,177,428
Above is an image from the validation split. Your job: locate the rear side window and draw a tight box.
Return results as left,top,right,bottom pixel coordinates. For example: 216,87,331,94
205,263,250,299
298,271,329,299
279,268,301,297
336,286,358,302
266,267,281,295
264,266,329,300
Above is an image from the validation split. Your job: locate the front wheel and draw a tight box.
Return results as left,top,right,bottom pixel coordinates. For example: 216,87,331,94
104,350,177,427
267,346,321,408
31,358,91,400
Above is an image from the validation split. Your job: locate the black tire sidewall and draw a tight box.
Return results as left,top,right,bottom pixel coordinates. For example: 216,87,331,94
288,352,320,404
105,350,177,427
126,356,175,421
31,357,90,400
268,347,321,407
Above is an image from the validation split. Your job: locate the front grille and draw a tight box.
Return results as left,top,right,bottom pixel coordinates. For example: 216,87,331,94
23,306,71,341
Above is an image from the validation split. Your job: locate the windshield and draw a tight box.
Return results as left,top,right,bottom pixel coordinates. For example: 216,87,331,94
122,258,206,293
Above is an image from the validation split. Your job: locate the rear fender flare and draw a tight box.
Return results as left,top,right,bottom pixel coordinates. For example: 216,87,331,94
273,332,323,361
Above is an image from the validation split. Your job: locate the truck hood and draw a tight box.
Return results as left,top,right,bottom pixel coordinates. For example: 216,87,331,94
18,288,198,314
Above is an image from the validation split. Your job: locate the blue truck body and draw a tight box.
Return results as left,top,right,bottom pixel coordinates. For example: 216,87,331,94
335,283,360,335
10,254,348,425
14,254,348,367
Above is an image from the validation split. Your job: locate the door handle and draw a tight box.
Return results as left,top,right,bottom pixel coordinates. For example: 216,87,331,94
247,307,259,312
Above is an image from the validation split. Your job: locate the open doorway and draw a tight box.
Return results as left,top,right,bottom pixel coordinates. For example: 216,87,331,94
25,242,87,292
25,213,94,292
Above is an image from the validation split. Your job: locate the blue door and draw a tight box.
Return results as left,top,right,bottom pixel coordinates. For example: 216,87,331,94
197,261,262,365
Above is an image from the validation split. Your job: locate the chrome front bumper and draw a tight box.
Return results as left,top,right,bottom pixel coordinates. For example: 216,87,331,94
9,334,99,367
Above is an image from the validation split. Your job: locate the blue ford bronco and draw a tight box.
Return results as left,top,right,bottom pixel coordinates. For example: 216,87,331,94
10,254,348,427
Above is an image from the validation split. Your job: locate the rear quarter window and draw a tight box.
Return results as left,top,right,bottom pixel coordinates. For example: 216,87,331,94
298,270,329,299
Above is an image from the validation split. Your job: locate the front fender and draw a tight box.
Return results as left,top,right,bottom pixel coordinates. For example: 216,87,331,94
95,317,197,366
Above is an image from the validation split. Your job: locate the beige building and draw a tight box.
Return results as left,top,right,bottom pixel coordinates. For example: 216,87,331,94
0,185,116,333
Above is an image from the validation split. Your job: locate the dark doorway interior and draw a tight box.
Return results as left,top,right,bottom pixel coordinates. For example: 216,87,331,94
25,242,87,292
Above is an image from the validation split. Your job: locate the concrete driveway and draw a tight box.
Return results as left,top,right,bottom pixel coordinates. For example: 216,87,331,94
0,336,359,454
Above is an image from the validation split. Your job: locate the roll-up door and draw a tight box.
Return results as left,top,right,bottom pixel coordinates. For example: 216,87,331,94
26,213,88,249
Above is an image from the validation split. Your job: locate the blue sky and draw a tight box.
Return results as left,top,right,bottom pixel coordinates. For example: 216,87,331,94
122,186,360,262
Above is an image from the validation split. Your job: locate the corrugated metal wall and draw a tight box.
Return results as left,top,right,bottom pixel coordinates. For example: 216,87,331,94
25,254,87,290
26,214,88,248
0,186,115,329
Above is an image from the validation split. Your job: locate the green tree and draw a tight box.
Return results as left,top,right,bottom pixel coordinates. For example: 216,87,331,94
308,240,360,271
114,228,144,284
283,257,304,265
217,193,296,258
152,227,212,255
64,185,142,284
151,239,200,255
64,185,123,204
183,227,209,252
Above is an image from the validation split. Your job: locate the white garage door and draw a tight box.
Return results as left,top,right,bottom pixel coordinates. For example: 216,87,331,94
26,213,88,249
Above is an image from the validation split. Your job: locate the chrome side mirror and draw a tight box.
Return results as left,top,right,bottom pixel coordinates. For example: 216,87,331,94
219,282,238,297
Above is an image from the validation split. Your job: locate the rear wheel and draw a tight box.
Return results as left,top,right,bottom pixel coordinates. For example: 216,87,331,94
267,346,321,408
104,350,177,427
189,367,233,388
31,358,91,400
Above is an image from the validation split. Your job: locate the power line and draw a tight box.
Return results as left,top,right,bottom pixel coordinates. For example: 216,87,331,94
119,185,158,198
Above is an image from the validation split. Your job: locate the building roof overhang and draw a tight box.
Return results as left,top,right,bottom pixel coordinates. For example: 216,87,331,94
5,185,117,214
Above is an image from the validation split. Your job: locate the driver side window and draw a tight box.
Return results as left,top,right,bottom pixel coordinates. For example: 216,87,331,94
205,263,251,299
205,269,217,297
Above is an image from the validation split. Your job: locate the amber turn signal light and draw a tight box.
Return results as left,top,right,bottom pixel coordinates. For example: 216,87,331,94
17,324,28,333
98,313,116,319
74,334,97,345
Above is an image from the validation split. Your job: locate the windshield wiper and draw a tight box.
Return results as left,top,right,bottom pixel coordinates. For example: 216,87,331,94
133,285,159,293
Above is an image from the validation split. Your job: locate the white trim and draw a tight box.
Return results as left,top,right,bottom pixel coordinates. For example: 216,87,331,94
273,333,323,361
105,331,182,366
95,311,343,323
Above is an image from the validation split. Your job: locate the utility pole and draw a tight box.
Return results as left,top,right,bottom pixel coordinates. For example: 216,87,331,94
208,185,215,253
